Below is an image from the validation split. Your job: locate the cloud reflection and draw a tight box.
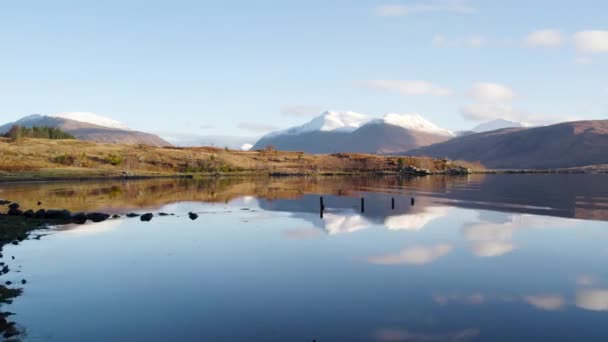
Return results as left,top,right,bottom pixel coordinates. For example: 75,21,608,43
368,244,453,265
524,294,566,311
576,289,608,311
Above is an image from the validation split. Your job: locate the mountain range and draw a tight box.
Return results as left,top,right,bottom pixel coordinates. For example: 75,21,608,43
253,111,454,154
0,113,171,147
252,112,608,169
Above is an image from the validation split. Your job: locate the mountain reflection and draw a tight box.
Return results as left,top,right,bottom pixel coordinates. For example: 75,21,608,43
1,174,607,221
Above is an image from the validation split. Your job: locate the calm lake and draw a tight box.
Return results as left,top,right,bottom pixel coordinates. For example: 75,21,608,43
1,174,608,341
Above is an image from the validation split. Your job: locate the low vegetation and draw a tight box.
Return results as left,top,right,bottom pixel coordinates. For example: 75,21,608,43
0,138,483,180
3,125,75,141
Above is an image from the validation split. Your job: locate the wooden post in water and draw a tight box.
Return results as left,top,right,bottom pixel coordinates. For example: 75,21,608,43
320,196,325,218
391,197,395,210
361,197,365,213
411,197,415,206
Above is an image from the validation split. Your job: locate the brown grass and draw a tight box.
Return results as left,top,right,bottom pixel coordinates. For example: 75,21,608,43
0,138,482,178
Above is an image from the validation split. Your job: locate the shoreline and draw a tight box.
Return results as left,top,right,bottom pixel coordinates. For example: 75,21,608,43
0,168,607,184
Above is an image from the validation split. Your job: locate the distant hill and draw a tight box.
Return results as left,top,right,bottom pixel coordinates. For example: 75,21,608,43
0,113,171,147
408,120,608,169
253,111,453,154
472,119,529,133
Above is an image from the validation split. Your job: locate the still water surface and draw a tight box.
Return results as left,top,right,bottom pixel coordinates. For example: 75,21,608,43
1,175,608,341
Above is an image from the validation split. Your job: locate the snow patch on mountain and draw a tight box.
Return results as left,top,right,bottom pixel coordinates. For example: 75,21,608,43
52,112,130,130
264,110,453,138
375,113,454,136
266,111,370,138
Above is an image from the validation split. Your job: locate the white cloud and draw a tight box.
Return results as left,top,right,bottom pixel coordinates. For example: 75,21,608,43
574,30,608,53
240,143,253,151
524,29,562,48
524,294,566,311
465,35,485,48
576,289,608,311
461,82,577,124
375,0,476,17
468,82,516,102
367,244,453,265
432,34,486,48
366,80,453,96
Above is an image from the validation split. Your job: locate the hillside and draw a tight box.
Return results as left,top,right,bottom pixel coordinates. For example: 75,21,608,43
408,120,608,169
0,114,171,147
0,138,479,180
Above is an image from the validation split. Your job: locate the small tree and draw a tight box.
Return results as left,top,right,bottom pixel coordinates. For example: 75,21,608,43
7,125,23,142
397,157,405,171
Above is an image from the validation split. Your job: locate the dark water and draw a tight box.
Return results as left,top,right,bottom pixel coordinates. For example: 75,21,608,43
1,174,608,341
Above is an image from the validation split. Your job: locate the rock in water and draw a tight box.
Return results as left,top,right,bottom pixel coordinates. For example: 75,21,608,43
140,213,154,222
8,203,20,210
7,208,23,216
34,209,46,218
23,210,35,218
86,213,110,223
45,209,72,220
188,212,199,220
126,213,140,218
71,213,88,225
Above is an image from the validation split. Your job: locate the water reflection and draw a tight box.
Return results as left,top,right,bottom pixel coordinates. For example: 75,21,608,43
1,174,608,341
1,174,607,221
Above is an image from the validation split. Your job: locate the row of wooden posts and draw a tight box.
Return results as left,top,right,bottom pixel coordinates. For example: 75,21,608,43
319,196,415,218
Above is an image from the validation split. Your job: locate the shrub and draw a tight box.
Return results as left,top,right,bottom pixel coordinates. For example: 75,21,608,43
105,154,124,166
52,153,77,166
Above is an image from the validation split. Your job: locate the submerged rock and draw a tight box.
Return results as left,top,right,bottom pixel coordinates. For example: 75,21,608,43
159,213,169,216
7,203,19,211
112,214,121,219
86,213,110,223
140,213,154,222
45,209,72,220
126,213,140,218
188,212,199,220
23,210,35,218
71,213,88,225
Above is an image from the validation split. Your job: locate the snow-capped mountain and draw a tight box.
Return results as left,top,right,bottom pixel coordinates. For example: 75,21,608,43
267,111,370,138
252,111,453,154
0,113,171,147
370,113,453,136
53,112,130,130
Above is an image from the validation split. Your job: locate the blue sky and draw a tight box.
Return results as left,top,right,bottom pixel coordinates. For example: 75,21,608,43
1,0,607,138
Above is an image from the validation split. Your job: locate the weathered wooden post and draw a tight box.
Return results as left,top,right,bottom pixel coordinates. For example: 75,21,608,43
391,197,395,210
361,197,365,213
411,197,415,206
320,196,325,211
